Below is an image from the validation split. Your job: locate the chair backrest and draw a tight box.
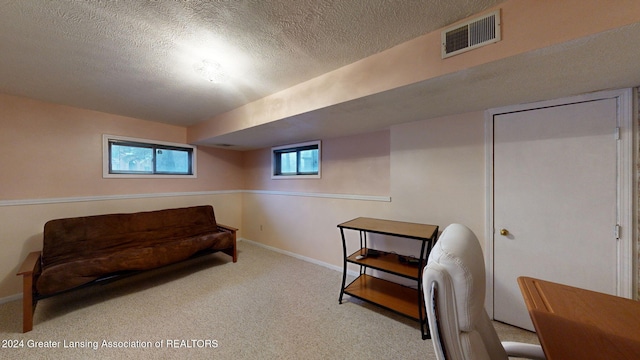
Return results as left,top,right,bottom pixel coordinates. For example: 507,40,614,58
423,224,508,360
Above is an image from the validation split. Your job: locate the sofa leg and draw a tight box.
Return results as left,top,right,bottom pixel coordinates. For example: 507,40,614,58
17,251,41,333
222,246,237,263
22,274,35,333
217,224,238,263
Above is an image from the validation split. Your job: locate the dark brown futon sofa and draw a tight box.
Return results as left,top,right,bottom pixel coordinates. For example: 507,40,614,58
17,205,237,332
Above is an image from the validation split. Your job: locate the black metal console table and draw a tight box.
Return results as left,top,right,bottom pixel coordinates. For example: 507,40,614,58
338,217,439,340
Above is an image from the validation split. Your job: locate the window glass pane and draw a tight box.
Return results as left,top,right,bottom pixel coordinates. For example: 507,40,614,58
105,136,195,177
271,141,320,178
298,149,318,173
280,152,297,174
110,144,153,173
156,148,190,174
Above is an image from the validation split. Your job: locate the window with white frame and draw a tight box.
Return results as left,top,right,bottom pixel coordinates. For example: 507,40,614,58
103,135,197,178
272,141,321,179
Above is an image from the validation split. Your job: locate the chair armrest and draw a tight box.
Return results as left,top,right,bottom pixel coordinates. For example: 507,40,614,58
217,223,238,234
17,251,42,276
502,341,546,359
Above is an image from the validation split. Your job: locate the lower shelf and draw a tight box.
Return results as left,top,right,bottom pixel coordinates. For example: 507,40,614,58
344,274,421,320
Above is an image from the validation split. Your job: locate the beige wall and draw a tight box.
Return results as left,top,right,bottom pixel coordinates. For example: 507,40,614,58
241,194,391,269
390,112,486,239
243,130,390,196
240,112,487,276
0,94,244,299
241,130,392,270
239,105,639,296
1,93,243,201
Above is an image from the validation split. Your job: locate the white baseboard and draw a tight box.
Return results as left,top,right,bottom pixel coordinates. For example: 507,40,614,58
0,293,22,305
239,238,359,277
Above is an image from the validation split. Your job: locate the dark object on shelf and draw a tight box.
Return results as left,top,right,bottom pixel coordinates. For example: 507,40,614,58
366,248,381,257
398,255,421,266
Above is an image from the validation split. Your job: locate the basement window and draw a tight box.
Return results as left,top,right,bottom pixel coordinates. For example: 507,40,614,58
103,135,197,178
272,141,321,179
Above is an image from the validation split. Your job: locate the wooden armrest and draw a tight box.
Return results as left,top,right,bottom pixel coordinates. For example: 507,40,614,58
17,251,41,333
217,223,238,233
17,251,41,276
217,224,238,263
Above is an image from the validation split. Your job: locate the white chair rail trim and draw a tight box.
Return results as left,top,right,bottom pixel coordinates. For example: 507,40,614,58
0,190,391,207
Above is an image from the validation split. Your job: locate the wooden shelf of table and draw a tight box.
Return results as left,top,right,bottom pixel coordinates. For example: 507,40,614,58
344,274,421,319
347,249,421,280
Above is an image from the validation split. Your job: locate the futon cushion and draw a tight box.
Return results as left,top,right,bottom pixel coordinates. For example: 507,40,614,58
36,206,233,296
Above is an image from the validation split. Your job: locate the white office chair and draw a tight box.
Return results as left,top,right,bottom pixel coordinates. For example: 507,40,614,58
422,224,545,360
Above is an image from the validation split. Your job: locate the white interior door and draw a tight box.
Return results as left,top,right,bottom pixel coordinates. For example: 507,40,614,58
492,97,619,331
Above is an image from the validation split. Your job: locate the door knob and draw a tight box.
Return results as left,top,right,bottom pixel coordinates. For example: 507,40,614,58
499,228,509,236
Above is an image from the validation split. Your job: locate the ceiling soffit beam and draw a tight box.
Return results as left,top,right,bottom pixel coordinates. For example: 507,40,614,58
187,0,640,148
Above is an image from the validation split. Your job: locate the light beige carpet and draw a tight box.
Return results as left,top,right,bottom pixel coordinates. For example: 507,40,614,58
0,241,538,359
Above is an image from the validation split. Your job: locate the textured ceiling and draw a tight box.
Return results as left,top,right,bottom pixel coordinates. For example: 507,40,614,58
0,0,504,126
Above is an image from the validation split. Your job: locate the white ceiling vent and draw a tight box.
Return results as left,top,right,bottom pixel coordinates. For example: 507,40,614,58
441,10,501,59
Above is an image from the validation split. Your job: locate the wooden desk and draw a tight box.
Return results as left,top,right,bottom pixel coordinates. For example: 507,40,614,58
518,276,640,360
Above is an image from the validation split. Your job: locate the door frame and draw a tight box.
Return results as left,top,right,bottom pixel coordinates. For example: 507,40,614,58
484,88,636,318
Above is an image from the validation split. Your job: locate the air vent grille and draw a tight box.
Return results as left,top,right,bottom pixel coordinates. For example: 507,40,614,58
442,10,501,58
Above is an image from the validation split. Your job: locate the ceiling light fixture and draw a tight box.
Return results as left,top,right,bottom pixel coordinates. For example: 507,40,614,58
193,59,227,83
